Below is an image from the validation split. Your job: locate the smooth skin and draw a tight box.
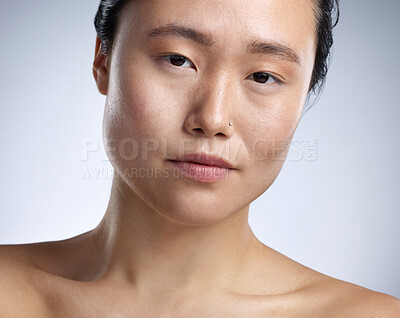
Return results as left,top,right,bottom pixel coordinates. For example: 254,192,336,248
1,0,400,317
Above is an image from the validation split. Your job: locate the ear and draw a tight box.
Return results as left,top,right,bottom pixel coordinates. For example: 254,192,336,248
92,37,110,96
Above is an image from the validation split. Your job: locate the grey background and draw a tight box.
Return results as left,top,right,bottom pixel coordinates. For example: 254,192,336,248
0,1,399,298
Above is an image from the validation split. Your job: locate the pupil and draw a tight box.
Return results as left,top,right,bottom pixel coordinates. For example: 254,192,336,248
171,55,186,66
254,72,269,83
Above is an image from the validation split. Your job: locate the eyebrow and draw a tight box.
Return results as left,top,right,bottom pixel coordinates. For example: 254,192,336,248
146,24,301,66
247,41,301,66
146,23,215,47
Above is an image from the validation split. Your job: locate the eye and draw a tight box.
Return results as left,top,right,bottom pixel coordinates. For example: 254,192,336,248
161,54,195,69
247,72,280,85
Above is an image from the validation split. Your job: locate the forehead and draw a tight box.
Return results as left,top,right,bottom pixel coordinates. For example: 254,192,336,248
117,0,316,61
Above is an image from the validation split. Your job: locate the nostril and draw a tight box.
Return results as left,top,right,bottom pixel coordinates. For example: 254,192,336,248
193,128,203,134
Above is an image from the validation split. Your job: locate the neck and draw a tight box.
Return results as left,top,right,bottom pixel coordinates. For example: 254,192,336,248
90,173,264,294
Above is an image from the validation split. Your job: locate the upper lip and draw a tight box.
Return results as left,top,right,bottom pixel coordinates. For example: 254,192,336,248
169,153,235,169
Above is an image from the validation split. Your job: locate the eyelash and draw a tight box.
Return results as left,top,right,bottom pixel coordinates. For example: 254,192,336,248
158,54,282,86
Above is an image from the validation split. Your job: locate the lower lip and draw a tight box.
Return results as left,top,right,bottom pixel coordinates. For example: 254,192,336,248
169,160,232,183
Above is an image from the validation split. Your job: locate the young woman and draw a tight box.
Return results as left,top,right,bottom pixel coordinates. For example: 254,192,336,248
1,0,399,316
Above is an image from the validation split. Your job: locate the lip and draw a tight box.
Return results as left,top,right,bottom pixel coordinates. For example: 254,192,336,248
170,153,235,169
167,153,235,183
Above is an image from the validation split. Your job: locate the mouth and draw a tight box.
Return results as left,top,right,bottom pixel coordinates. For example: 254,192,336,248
168,159,233,183
169,153,235,170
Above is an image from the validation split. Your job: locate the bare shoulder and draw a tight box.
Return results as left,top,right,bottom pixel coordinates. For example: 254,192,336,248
331,283,400,317
0,244,52,317
304,273,400,317
352,290,400,317
262,247,400,317
0,233,100,317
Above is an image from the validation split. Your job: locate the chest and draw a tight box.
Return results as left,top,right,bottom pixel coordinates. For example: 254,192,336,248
44,291,319,318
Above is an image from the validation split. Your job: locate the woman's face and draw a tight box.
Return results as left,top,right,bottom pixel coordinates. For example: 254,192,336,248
96,0,317,225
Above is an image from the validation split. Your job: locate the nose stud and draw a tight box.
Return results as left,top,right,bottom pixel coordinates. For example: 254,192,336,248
229,122,232,126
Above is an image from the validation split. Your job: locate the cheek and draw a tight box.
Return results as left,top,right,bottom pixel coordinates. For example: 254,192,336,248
236,93,304,195
244,91,304,161
105,71,162,141
249,115,296,178
109,59,197,135
103,62,193,167
103,72,161,168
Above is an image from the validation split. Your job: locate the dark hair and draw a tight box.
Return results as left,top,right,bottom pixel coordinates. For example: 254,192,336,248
94,0,339,96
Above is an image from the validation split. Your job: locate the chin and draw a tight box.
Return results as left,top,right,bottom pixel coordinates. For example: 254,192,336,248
126,174,239,227
156,189,239,227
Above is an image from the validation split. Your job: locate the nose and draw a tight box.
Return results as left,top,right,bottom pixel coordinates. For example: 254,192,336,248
184,76,235,139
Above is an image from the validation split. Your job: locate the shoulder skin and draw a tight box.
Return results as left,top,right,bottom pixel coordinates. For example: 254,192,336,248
311,275,400,318
0,245,51,318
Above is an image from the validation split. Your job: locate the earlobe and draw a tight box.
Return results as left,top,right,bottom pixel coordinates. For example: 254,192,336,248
92,37,109,96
